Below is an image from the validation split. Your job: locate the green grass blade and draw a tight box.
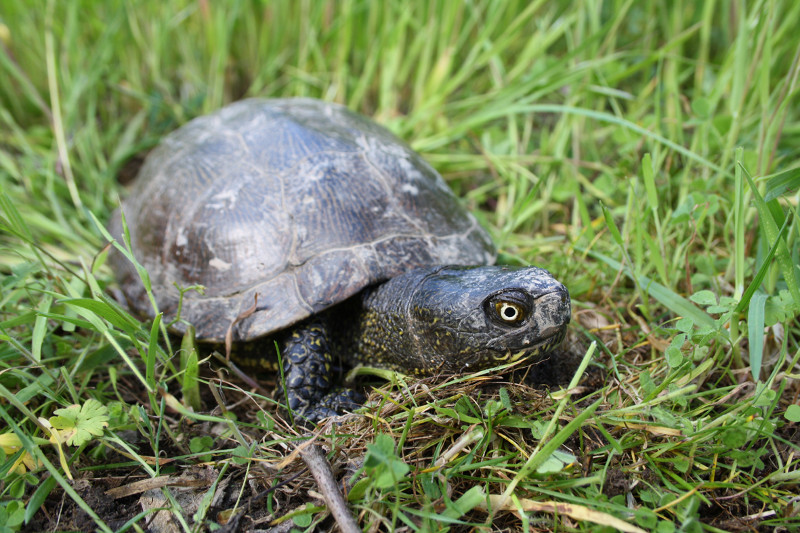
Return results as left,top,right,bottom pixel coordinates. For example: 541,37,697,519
734,147,746,300
747,291,768,381
764,166,800,202
32,294,53,363
735,214,791,314
742,163,800,305
24,475,57,526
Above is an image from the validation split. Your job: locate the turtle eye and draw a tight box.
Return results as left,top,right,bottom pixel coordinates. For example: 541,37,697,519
485,290,531,327
494,301,526,324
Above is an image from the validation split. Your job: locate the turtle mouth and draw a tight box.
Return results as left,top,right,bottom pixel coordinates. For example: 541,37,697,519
456,328,567,373
489,327,567,363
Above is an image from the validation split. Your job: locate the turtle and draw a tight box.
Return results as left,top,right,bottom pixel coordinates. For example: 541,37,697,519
109,98,571,422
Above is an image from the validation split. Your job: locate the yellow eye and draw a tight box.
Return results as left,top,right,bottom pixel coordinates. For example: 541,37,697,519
495,301,525,323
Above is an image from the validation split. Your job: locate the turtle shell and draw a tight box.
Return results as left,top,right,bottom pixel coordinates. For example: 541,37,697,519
109,98,496,342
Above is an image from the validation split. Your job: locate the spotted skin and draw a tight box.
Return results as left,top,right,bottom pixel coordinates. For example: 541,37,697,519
282,320,331,410
273,264,570,421
333,265,571,375
280,319,363,422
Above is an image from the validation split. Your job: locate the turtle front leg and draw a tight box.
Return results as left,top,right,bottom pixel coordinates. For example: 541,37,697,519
280,319,362,423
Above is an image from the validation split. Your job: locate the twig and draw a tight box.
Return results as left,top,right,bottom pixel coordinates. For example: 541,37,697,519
299,443,360,533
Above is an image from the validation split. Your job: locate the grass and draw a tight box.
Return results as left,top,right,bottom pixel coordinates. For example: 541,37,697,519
1,0,800,531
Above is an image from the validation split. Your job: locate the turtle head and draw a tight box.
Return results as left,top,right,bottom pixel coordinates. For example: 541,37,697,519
407,265,571,373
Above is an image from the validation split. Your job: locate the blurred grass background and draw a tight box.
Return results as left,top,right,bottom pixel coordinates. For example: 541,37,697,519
1,1,799,531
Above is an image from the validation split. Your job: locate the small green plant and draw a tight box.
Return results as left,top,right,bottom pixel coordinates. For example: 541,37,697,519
46,399,109,448
0,501,25,533
358,433,411,490
189,435,215,463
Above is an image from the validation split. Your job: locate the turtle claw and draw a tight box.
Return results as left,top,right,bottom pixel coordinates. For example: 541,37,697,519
293,389,365,425
317,388,365,414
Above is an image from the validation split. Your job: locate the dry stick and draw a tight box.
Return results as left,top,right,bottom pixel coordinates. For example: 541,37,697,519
224,294,259,360
299,443,360,533
220,295,273,393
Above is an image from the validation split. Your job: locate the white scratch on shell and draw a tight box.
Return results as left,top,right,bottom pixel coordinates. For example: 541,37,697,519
401,183,419,195
209,258,232,271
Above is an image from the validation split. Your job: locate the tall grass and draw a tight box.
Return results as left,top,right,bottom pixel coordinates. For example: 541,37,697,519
1,1,799,531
